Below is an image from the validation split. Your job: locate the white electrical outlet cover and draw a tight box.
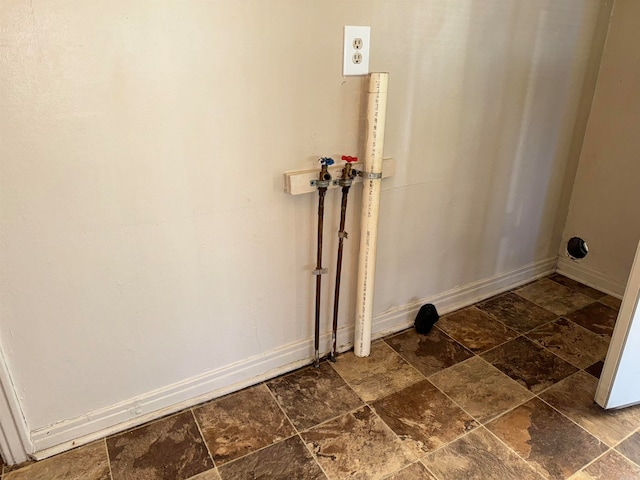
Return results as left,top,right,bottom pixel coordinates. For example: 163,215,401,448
343,25,370,76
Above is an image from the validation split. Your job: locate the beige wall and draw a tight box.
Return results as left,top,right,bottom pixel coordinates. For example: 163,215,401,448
0,0,610,453
560,0,640,294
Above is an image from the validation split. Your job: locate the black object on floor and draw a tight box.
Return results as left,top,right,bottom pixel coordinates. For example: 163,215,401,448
414,304,440,334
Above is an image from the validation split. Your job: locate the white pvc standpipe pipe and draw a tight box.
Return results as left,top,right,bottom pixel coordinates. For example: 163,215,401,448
354,72,389,357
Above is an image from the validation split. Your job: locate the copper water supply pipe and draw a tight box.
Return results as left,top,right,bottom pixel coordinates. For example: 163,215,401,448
313,158,333,367
330,156,358,362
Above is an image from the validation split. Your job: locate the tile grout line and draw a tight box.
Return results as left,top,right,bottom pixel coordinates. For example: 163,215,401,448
295,431,332,480
471,279,564,355
436,305,521,357
521,323,604,372
264,367,365,439
442,356,537,426
204,392,302,472
534,392,619,449
479,426,547,480
473,332,526,357
451,336,556,475
444,386,532,456
189,408,217,474
103,437,114,480
418,424,547,480
297,404,366,436
209,430,301,471
474,361,615,456
326,346,430,475
566,314,617,348
471,354,536,396
196,380,332,478
382,326,475,371
430,324,475,356
569,447,614,476
357,403,428,474
473,288,567,338
417,459,443,480
512,287,597,318
479,324,587,375
485,277,603,454
424,354,477,379
376,316,547,468
380,460,441,480
263,381,300,436
614,429,640,469
356,342,491,467
614,425,640,448
327,341,427,405
547,274,611,302
553,313,612,341
422,375,483,435
416,342,540,428
479,279,621,471
263,377,332,480
552,314,614,346
264,372,353,480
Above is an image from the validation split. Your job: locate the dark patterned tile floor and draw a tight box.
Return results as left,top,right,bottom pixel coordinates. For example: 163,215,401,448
4,441,110,480
370,379,477,455
516,278,595,316
301,406,416,480
385,327,474,376
330,341,424,402
570,450,640,479
106,411,213,480
586,360,606,379
386,462,437,480
424,427,541,480
616,432,640,465
481,336,578,393
527,318,610,368
436,307,518,353
267,362,363,430
217,436,325,480
547,274,606,300
477,292,557,333
600,295,623,310
192,384,295,466
540,371,640,446
2,275,635,480
486,398,608,479
429,356,533,423
566,302,619,338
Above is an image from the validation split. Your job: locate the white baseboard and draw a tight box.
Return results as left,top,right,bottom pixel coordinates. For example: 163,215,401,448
0,347,33,464
30,256,556,460
557,256,626,298
31,342,314,458
371,256,558,339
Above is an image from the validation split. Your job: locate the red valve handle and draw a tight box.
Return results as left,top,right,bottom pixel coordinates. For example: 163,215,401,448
341,155,358,163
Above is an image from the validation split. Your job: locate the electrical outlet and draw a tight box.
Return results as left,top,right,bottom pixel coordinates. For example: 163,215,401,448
343,26,370,76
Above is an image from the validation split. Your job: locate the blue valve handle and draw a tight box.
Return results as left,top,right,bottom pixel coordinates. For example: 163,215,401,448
319,157,335,166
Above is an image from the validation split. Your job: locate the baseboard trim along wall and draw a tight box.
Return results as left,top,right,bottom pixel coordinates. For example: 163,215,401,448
556,256,626,298
30,256,557,460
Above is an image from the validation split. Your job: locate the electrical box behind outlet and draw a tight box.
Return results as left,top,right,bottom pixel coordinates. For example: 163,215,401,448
343,26,370,76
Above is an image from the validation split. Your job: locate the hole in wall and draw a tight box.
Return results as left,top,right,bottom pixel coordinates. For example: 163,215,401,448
567,237,589,260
